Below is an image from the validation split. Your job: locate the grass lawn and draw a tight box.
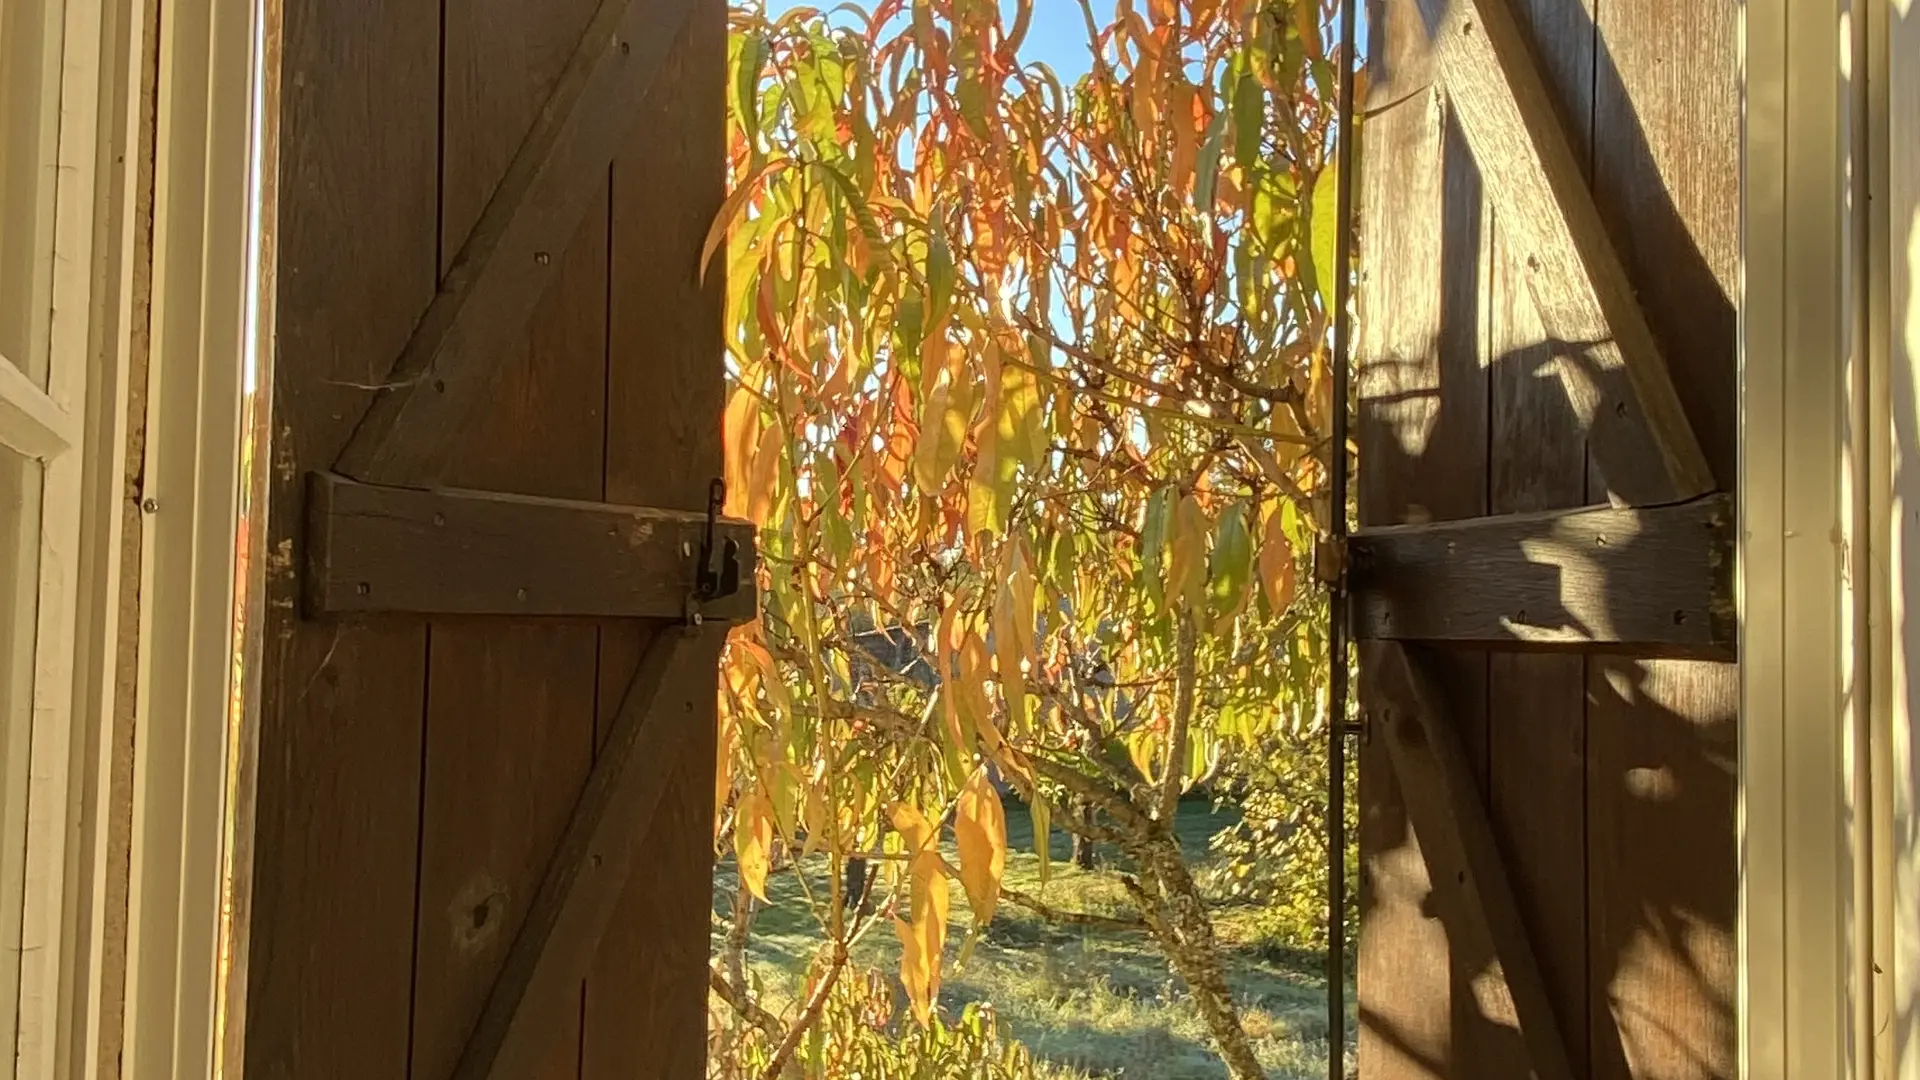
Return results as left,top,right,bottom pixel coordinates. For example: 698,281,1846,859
713,797,1357,1079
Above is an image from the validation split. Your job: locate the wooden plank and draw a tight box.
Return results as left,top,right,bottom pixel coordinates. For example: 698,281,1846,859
584,7,725,1075
1431,0,1715,506
330,0,701,489
1585,657,1737,1080
1482,0,1594,1059
305,474,757,622
241,0,440,1070
1348,495,1735,649
1365,641,1579,1080
1586,0,1740,1076
451,627,725,1080
407,0,608,1073
1354,0,1487,1071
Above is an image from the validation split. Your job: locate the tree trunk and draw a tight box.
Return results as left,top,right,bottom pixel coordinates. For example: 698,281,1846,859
1071,802,1098,869
1124,837,1268,1080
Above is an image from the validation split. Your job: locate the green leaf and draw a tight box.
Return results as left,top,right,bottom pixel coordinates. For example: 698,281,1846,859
925,223,956,333
733,32,767,143
1209,500,1253,623
1192,104,1232,213
1139,485,1173,605
1232,68,1263,170
1310,160,1341,314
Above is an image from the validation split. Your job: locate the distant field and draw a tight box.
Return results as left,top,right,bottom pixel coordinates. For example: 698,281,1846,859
712,798,1356,1080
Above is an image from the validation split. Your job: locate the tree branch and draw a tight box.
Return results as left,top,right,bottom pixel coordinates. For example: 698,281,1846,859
1159,606,1200,822
1001,884,1147,929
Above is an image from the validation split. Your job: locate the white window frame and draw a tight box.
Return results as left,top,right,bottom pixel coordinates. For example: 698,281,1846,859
2,0,270,1072
1740,0,1909,1078
0,0,126,1073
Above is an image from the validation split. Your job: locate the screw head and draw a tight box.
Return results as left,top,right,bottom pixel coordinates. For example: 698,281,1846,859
356,582,371,596
141,497,159,514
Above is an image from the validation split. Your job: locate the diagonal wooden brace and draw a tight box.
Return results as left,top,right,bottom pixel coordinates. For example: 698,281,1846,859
1364,640,1577,1080
1432,0,1715,506
451,625,727,1080
334,0,701,488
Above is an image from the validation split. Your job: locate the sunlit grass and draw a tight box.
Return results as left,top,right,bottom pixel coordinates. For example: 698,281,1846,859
714,800,1354,1080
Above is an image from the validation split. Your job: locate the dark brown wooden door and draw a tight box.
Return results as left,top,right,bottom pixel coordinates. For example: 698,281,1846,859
1350,0,1738,1077
241,1,751,1077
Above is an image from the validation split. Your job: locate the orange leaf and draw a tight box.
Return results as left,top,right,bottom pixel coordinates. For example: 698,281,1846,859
1260,508,1299,612
1167,493,1210,608
955,765,1008,925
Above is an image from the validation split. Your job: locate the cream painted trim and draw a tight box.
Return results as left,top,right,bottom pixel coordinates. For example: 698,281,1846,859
0,362,73,459
120,0,267,1072
55,0,149,1071
1886,2,1920,1077
12,0,146,1074
1739,0,1862,1078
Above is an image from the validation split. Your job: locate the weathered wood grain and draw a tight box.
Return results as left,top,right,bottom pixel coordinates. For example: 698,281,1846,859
1587,0,1740,1076
1366,642,1578,1080
332,0,701,488
305,474,757,622
1482,2,1595,1058
242,0,439,1070
451,627,725,1080
583,5,726,1077
1431,0,1714,506
1355,0,1486,1071
1348,495,1735,650
406,0,607,1074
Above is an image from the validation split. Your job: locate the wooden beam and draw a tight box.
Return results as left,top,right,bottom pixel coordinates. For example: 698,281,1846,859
1363,641,1578,1080
1432,0,1715,506
1348,493,1732,650
451,625,725,1080
331,0,700,488
306,472,757,623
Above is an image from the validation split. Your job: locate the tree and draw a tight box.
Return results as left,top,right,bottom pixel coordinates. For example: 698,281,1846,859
709,1,1349,1076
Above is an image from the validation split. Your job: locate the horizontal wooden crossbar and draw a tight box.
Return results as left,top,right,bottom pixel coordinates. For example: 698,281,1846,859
1348,494,1733,651
306,472,757,622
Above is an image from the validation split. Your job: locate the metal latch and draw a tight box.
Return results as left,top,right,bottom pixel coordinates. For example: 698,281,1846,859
687,478,742,625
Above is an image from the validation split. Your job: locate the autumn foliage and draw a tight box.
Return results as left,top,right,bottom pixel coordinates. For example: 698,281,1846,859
710,0,1347,1073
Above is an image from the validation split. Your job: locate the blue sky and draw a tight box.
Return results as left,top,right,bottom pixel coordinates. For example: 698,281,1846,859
762,0,1097,81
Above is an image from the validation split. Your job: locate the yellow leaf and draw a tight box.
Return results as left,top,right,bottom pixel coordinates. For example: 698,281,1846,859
700,157,788,283
955,631,1001,754
1127,729,1159,784
722,383,762,519
714,703,737,838
993,543,1036,732
890,802,950,1024
1260,508,1299,612
955,765,1008,925
735,789,773,902
890,801,936,853
1167,494,1210,608
747,422,782,525
800,780,827,857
